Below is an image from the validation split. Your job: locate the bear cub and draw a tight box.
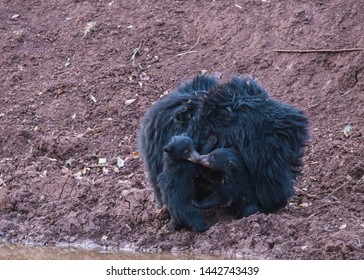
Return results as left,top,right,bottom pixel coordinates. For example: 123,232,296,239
193,147,261,218
156,135,209,232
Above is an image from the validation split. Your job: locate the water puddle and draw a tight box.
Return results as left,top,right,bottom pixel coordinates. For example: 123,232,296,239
0,242,224,260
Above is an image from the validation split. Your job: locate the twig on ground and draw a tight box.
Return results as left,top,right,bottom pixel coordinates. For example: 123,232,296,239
217,59,228,70
59,174,70,199
306,213,316,219
0,158,13,163
0,177,6,187
131,43,142,65
356,238,362,247
352,176,363,191
305,103,320,110
330,179,352,195
317,201,340,210
76,197,92,211
175,34,201,57
300,189,318,198
339,89,352,99
250,65,258,76
275,48,363,53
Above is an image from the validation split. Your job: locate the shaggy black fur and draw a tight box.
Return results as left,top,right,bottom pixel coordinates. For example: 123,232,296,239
193,147,260,218
138,74,219,208
157,135,209,232
138,74,309,219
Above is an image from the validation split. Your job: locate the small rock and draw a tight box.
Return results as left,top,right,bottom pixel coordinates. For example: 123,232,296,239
65,158,75,167
90,94,97,103
64,58,72,68
98,158,107,165
125,99,136,106
343,124,352,138
139,72,150,81
132,151,140,159
299,202,309,208
117,157,125,168
339,224,347,230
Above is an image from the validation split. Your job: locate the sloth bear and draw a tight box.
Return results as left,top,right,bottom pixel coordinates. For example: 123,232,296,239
192,147,260,218
157,135,209,232
138,74,220,208
138,74,309,221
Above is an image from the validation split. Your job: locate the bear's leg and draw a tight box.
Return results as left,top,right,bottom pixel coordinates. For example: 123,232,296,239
234,191,262,218
188,209,210,232
169,205,209,232
171,220,184,231
239,203,261,218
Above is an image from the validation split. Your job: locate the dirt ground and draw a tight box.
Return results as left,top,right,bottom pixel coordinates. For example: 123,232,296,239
0,0,363,260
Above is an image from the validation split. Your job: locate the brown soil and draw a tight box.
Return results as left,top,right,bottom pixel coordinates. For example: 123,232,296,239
0,0,363,260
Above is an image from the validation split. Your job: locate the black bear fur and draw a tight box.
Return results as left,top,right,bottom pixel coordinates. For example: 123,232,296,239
157,135,209,232
138,74,309,218
138,74,219,208
193,147,260,218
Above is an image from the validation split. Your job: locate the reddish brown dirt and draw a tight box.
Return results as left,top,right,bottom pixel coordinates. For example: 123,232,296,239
0,0,363,259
